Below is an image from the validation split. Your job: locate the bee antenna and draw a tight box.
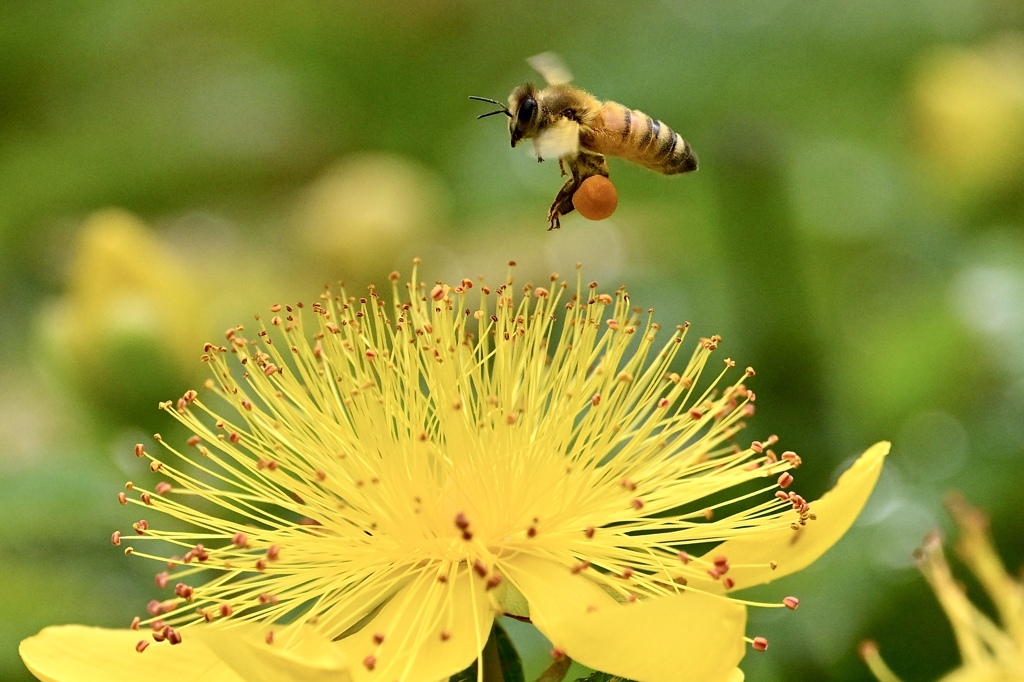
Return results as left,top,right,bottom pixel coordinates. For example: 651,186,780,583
469,96,512,118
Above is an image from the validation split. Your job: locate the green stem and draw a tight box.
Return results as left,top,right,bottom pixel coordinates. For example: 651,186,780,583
481,630,505,682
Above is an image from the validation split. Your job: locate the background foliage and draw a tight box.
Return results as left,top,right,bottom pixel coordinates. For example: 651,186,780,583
2,1,1023,680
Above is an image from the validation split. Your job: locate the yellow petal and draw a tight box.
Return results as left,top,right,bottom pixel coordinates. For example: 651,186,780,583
334,569,494,681
19,625,244,682
193,623,352,682
503,554,747,682
709,441,890,592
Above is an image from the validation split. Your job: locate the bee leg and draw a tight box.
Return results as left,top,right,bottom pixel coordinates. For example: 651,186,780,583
558,159,567,177
547,177,577,231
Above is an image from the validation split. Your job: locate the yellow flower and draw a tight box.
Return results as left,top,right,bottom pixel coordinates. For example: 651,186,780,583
22,264,887,682
861,495,1024,682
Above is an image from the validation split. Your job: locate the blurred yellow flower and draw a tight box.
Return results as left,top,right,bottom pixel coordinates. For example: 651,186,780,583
911,33,1024,203
21,264,887,682
39,209,204,420
861,495,1024,682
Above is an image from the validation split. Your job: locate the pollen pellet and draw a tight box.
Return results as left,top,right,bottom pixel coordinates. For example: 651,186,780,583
572,175,618,221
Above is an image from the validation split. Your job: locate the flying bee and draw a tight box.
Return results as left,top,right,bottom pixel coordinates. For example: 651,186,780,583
471,52,698,230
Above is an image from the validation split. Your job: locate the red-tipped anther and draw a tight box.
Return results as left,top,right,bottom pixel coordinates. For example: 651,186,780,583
526,526,537,538
631,498,644,510
152,628,167,643
585,526,595,538
775,491,789,501
186,435,201,448
551,648,566,662
135,640,149,653
258,593,278,605
117,492,127,505
134,520,149,534
723,577,735,590
454,513,470,530
769,561,778,570
689,408,703,420
373,633,385,645
620,479,637,491
751,441,764,453
140,493,152,506
707,568,721,580
167,629,182,645
782,451,801,466
783,596,800,610
430,284,445,301
713,556,729,570
134,444,145,458
266,545,280,561
679,551,691,564
155,572,169,589
219,604,233,618
363,655,377,671
111,531,122,546
591,393,601,406
155,482,171,495
440,631,451,641
571,561,591,575
752,637,769,652
657,398,670,408
146,600,162,617
265,631,275,645
778,472,794,489
485,575,503,590
174,583,194,601
621,568,634,580
473,560,488,578
232,532,249,548
130,616,141,630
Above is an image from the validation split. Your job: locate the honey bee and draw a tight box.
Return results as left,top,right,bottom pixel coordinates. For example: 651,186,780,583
471,53,698,229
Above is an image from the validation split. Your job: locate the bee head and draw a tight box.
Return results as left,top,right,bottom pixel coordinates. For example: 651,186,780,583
509,84,540,148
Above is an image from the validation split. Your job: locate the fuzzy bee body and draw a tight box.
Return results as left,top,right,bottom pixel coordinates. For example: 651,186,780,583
472,53,698,229
586,101,697,175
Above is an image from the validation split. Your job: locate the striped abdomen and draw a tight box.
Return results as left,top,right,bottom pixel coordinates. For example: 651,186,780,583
585,101,697,175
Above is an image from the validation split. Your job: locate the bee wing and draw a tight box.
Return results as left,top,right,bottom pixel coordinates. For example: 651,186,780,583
532,117,580,160
527,52,573,85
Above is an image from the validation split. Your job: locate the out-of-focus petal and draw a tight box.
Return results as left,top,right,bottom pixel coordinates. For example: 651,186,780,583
334,570,493,681
19,625,243,682
709,441,890,592
194,623,352,682
503,554,746,682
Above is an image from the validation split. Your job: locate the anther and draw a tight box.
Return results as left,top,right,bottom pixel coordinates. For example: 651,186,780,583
167,629,182,645
363,655,377,671
134,444,145,457
155,482,171,495
454,513,469,530
777,472,794,488
678,551,690,564
219,604,233,618
130,616,140,630
135,640,149,653
266,545,280,561
752,636,769,652
146,600,162,617
783,596,800,610
585,526,595,538
265,631,275,645
571,561,591,574
551,648,566,661
140,493,152,505
373,633,385,645
631,498,644,510
111,531,121,546
485,575,503,590
723,577,735,589
473,560,488,578
155,572,169,588
440,631,451,641
117,492,127,505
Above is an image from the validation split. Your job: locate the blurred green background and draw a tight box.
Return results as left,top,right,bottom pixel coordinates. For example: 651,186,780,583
2,1,1024,680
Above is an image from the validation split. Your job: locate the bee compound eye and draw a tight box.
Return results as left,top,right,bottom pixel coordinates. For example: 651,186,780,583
517,97,537,124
